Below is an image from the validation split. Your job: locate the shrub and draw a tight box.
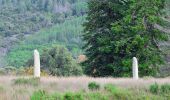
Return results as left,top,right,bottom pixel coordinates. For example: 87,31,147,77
160,84,170,93
40,45,83,76
64,92,83,100
13,78,40,86
88,82,100,91
149,83,159,94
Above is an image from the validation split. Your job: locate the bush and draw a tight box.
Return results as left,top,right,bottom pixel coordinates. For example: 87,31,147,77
13,78,40,86
88,82,100,91
40,45,83,76
160,84,170,93
149,83,159,94
64,92,83,100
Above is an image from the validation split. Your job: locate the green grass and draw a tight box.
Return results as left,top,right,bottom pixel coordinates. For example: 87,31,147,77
149,83,170,98
30,84,167,100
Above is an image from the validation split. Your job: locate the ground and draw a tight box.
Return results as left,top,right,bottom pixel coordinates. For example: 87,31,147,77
0,76,170,100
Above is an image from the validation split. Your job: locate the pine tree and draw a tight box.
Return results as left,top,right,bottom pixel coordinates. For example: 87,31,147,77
111,0,167,76
83,0,168,77
83,0,130,76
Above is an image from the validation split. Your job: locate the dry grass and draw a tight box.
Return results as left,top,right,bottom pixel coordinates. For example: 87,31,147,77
0,76,170,100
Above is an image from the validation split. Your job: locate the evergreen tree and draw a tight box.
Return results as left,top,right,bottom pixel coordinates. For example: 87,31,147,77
83,0,130,76
83,0,168,77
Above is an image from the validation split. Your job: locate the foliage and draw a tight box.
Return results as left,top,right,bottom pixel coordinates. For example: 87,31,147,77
0,0,87,37
82,0,131,76
6,16,85,67
160,84,170,93
64,92,83,100
149,83,159,94
13,78,40,86
149,83,170,96
30,84,166,100
88,82,100,91
0,0,87,67
83,0,168,77
40,45,83,76
31,90,47,100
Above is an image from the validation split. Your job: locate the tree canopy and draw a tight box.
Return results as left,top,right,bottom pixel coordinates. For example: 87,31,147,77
83,0,168,77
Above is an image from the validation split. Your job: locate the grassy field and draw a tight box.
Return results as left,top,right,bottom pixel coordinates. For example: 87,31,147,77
0,76,170,100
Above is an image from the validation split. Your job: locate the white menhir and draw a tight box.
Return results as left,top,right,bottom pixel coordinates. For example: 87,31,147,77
34,49,40,77
133,57,139,80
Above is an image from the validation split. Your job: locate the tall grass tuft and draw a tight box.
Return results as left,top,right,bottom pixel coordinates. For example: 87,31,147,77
160,84,170,93
149,83,159,94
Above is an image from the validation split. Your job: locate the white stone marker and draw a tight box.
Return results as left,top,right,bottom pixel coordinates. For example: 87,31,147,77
34,49,40,78
133,57,139,80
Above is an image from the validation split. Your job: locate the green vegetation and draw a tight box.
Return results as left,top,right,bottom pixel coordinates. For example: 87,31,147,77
83,0,168,77
31,90,47,100
149,83,159,94
0,0,87,37
37,45,82,76
149,83,170,97
0,0,169,78
6,12,86,68
31,84,168,100
0,0,88,67
160,84,170,93
88,82,100,91
13,77,40,86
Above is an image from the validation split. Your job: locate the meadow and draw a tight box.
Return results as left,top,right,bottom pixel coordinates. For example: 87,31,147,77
0,76,170,100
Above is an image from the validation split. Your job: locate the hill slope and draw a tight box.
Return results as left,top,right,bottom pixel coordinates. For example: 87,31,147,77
7,16,86,67
0,0,87,67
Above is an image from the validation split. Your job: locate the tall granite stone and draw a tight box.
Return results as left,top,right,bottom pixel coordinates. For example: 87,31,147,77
133,57,139,79
34,49,40,77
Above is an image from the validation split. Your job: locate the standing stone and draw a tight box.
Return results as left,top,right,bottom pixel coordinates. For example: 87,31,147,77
34,49,40,77
133,57,139,80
